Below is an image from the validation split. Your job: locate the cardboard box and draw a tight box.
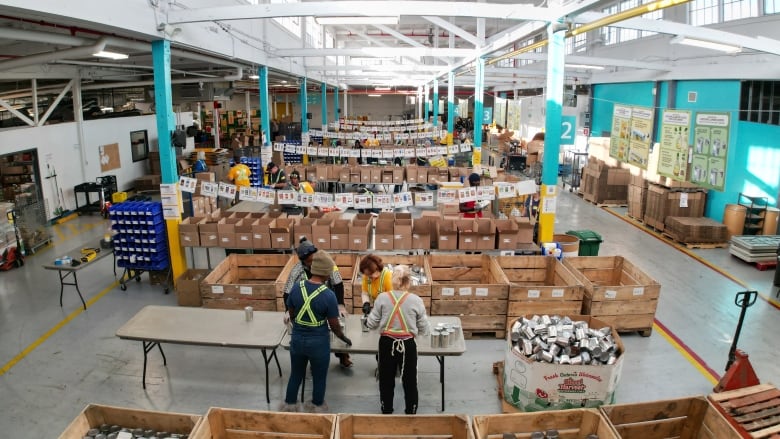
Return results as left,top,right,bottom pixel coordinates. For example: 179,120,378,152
198,217,220,248
515,217,535,244
312,217,333,250
494,219,519,249
294,217,317,242
392,168,405,184
412,218,433,250
374,218,395,250
437,219,458,250
270,218,294,249
252,217,273,249
370,167,382,183
382,169,394,184
360,167,372,183
350,217,371,251
406,166,419,184
475,218,496,250
330,219,350,250
179,216,203,247
503,315,625,411
176,269,210,307
234,219,254,249
456,219,478,250
217,217,241,248
394,214,413,250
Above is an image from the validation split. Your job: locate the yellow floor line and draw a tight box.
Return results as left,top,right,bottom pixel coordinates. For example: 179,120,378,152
0,279,119,376
52,224,65,241
603,208,780,309
653,321,720,386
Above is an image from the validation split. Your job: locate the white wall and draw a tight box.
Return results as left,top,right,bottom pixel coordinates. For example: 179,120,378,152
0,112,193,219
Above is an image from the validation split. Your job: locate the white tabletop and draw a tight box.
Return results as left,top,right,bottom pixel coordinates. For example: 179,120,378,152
283,314,466,356
116,305,286,349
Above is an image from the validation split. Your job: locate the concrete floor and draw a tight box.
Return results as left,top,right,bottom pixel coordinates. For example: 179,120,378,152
1,189,779,436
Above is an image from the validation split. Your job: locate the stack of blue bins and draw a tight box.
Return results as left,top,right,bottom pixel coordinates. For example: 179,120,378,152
108,201,169,271
240,157,262,187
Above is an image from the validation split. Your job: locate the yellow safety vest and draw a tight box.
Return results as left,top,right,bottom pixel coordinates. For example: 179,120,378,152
294,281,327,327
382,291,412,338
367,267,391,301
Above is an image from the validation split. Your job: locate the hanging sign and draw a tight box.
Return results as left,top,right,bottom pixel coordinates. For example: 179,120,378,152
691,112,730,191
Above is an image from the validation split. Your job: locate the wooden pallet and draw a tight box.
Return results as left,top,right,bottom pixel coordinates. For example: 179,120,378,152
661,233,729,249
626,213,644,223
709,383,780,439
596,202,628,208
617,327,654,337
492,361,520,414
464,329,506,339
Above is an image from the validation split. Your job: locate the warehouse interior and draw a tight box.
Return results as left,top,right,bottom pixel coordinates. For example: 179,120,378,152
1,0,780,437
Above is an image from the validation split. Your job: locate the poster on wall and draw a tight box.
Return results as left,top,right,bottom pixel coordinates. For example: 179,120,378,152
691,113,730,191
627,106,654,169
658,109,692,180
609,105,632,162
99,143,121,172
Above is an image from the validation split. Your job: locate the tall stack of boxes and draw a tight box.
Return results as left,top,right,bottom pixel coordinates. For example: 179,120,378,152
627,173,648,220
643,183,706,231
580,158,630,205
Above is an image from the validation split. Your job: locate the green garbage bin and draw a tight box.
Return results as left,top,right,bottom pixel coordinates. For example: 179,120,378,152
566,230,603,256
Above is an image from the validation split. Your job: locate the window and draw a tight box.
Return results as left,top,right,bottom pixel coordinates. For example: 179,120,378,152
640,0,663,37
270,0,300,36
766,0,780,13
740,81,780,126
723,0,759,20
305,17,324,48
690,0,759,24
601,5,619,45
130,130,149,162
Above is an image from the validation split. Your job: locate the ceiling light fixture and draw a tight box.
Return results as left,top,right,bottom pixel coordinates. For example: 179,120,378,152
248,74,260,79
565,64,605,70
670,36,742,53
368,94,383,97
374,86,391,91
93,50,129,60
315,16,399,25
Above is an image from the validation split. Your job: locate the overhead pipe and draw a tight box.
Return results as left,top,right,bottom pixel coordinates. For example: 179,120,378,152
0,37,108,71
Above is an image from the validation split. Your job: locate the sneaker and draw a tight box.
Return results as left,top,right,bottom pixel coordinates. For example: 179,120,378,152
278,402,299,412
339,354,353,368
304,401,329,413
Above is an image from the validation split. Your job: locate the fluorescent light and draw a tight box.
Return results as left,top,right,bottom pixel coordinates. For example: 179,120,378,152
368,94,382,97
316,16,399,25
374,86,391,91
93,50,129,60
565,63,605,70
671,36,741,53
248,74,259,79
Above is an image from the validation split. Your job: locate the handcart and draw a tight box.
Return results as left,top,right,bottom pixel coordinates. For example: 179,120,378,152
562,150,588,192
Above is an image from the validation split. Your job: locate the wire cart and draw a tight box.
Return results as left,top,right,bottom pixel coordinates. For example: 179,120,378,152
109,201,171,293
13,187,52,254
562,150,588,192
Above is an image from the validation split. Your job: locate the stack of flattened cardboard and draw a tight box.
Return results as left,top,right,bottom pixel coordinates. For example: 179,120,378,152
664,216,728,243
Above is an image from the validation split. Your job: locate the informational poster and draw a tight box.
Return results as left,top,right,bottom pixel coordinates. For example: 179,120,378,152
658,109,692,180
610,105,654,169
609,105,632,162
691,113,730,191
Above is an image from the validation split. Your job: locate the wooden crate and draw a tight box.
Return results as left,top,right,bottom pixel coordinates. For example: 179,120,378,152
429,254,509,338
601,396,740,439
337,414,473,439
59,404,200,439
351,253,431,314
496,256,584,328
274,253,360,311
473,409,618,439
201,254,294,310
563,256,661,336
190,407,335,439
708,383,780,439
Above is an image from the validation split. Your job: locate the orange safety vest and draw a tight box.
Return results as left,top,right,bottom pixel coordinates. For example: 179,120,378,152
381,291,413,338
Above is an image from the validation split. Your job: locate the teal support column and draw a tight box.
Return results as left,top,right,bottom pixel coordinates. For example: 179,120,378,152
334,86,340,126
424,84,430,122
151,39,186,284
474,57,485,148
447,71,455,139
300,77,308,134
539,23,566,244
321,82,327,129
432,78,439,127
259,66,270,146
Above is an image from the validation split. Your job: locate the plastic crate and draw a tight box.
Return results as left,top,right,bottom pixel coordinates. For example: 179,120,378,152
566,229,603,256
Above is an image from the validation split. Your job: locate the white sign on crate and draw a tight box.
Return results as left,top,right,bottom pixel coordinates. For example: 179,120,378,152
200,182,218,198
414,192,434,207
284,144,296,153
477,185,496,201
394,148,405,158
317,147,329,157
328,147,340,157
393,192,414,208
373,194,392,209
239,186,257,201
427,146,438,156
334,192,354,209
313,192,334,208
295,144,306,154
382,149,394,159
437,188,457,203
496,182,516,199
307,146,318,156
372,149,383,159
460,143,472,153
276,190,297,205
447,145,460,155
257,188,276,204
298,193,314,207
457,187,477,202
273,142,285,151
179,176,197,193
354,194,373,209
218,182,237,199
416,147,428,157
404,148,416,158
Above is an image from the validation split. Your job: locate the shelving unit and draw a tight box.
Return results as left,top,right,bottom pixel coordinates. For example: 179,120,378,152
738,192,768,235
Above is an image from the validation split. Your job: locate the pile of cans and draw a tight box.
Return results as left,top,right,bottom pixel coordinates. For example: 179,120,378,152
81,424,188,438
430,322,459,348
509,315,619,365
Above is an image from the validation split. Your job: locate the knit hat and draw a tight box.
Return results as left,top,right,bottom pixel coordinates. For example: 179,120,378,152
296,238,317,260
310,251,334,277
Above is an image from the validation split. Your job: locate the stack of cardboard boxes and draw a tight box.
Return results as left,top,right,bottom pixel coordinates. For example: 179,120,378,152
643,183,706,231
627,174,648,220
580,158,630,205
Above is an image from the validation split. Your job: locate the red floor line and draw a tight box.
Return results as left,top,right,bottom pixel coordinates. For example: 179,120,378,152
602,208,780,311
654,318,722,382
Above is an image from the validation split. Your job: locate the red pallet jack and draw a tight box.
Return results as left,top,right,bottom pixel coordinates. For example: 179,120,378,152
0,208,25,271
714,290,760,392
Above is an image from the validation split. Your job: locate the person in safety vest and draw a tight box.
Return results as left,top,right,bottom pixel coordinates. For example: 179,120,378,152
282,238,353,368
266,162,287,189
281,251,352,413
282,170,305,215
359,254,393,315
364,264,430,414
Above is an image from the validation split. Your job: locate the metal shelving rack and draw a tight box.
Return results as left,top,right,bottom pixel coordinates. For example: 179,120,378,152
738,192,768,235
13,188,51,254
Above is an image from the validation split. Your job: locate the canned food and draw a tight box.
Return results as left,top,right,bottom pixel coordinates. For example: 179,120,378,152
440,331,450,348
244,306,254,322
430,330,440,348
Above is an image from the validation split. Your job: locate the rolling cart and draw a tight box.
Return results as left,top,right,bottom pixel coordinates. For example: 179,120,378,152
562,150,588,192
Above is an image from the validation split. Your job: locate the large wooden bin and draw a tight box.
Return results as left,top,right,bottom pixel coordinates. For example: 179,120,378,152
496,256,583,329
275,253,361,311
473,410,618,439
200,254,294,310
563,256,661,336
708,383,780,439
600,396,740,439
429,254,509,338
337,414,473,439
59,404,201,439
351,253,431,314
190,407,335,439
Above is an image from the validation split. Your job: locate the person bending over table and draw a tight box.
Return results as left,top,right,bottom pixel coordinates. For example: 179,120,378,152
266,162,287,189
283,238,353,368
364,264,430,414
359,254,393,314
281,251,352,413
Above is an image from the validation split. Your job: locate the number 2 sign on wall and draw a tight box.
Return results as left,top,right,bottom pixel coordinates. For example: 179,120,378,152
561,115,576,145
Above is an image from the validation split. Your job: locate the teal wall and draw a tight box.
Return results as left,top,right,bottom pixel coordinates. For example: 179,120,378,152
591,79,780,223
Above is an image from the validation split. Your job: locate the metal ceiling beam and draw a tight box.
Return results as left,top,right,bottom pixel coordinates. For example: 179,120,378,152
274,48,476,57
166,2,558,24
423,16,481,47
372,24,424,47
307,65,444,72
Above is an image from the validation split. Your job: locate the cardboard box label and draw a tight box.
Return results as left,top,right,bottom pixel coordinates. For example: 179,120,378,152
476,288,488,297
459,287,472,296
211,285,224,295
552,289,564,298
605,290,617,299
240,286,252,295
442,287,455,296
528,290,541,299
633,287,645,296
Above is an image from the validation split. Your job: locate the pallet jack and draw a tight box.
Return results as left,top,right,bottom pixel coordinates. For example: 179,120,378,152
0,208,25,271
714,290,760,392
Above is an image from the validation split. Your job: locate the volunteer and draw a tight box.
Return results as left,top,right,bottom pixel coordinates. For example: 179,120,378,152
458,173,484,218
283,170,305,215
281,251,352,413
282,238,353,368
266,162,287,189
358,254,393,314
227,157,251,205
364,264,430,414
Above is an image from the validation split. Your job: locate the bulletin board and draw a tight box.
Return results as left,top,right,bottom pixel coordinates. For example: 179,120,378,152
99,143,121,172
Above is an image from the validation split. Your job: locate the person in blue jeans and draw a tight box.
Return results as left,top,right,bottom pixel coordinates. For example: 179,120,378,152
281,251,352,413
